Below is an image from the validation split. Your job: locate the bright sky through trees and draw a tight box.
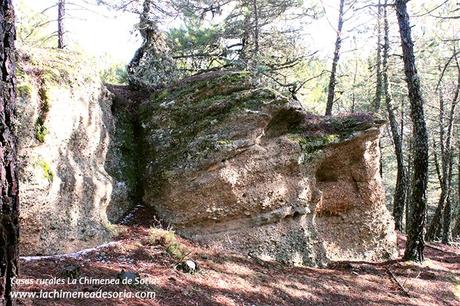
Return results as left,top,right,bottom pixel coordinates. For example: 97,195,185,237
16,0,140,61
15,1,456,65
16,0,340,63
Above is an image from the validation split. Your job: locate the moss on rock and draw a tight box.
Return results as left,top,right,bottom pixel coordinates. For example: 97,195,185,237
112,108,139,196
36,159,54,182
34,118,48,143
288,134,340,154
18,82,33,98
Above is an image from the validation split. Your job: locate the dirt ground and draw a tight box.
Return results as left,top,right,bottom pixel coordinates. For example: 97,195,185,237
17,208,460,306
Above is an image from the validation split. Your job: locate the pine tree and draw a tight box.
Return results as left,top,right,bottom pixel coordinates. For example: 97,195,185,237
0,0,20,304
395,0,429,262
325,0,345,116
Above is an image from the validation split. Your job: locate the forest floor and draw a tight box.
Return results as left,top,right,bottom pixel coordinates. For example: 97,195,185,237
18,205,460,306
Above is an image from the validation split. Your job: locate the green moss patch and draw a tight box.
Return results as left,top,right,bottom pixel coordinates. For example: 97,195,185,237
18,83,33,97
34,118,48,143
34,83,52,143
17,66,34,98
36,159,54,182
113,109,139,195
139,71,293,198
288,134,340,154
18,48,97,145
327,114,386,135
38,86,51,112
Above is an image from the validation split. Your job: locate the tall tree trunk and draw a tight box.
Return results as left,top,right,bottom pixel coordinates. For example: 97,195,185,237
374,0,382,112
351,37,358,113
426,90,449,241
57,0,65,49
240,8,251,64
442,196,452,243
396,0,429,262
382,0,406,231
252,0,259,61
453,218,460,238
405,135,413,233
325,0,345,116
441,53,460,243
455,141,460,238
0,0,20,304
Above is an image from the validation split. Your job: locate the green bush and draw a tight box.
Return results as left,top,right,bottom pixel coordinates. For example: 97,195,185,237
166,242,190,260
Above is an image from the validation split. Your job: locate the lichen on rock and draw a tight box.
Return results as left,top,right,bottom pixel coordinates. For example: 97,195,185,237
16,50,397,265
139,71,397,266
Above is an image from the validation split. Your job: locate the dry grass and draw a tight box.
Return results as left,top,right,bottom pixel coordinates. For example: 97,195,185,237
148,228,190,261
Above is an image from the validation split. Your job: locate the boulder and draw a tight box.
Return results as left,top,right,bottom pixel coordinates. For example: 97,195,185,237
139,71,398,266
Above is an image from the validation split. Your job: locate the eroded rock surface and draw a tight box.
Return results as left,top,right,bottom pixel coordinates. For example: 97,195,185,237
16,53,397,265
16,49,133,255
140,71,398,266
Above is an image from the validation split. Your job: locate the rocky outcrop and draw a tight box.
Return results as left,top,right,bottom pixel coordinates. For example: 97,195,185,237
140,71,397,266
16,49,133,255
16,51,397,265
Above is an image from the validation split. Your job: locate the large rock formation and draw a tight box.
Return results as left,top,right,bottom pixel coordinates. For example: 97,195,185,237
16,50,397,266
140,71,398,266
16,49,134,255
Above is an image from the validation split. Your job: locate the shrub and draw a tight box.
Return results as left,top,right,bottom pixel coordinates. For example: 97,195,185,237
148,227,190,260
149,228,176,245
166,242,190,261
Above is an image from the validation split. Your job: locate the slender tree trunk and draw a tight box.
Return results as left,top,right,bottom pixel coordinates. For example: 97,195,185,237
442,196,452,243
374,0,382,112
455,142,460,238
57,0,65,49
325,0,345,116
405,135,413,233
396,0,429,262
252,0,259,61
429,139,450,242
425,156,448,241
351,39,358,113
0,0,20,304
453,219,460,238
441,54,460,243
426,90,448,241
240,9,251,64
382,0,406,231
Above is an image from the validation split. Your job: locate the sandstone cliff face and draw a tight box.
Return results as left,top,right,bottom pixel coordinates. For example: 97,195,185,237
140,71,397,266
16,49,133,255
